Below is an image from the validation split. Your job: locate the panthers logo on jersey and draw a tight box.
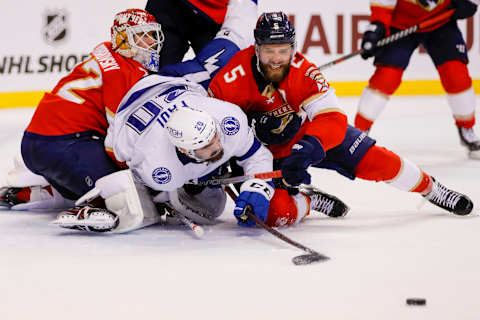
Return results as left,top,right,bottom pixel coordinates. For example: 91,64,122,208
417,0,441,11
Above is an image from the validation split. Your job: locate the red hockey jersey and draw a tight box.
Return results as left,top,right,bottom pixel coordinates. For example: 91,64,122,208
370,0,453,32
186,0,229,24
26,42,148,136
209,46,347,159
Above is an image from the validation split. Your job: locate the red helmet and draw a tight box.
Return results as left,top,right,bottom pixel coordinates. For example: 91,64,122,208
111,9,164,72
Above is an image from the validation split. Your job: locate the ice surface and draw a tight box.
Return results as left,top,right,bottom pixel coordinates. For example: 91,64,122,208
1,96,479,320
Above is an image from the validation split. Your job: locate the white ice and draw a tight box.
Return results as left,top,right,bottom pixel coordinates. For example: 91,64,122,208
1,96,479,320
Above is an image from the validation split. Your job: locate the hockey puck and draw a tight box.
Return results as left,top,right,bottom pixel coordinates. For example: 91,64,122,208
406,298,426,306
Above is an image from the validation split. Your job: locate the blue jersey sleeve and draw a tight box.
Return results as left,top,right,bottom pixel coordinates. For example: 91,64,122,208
158,38,240,89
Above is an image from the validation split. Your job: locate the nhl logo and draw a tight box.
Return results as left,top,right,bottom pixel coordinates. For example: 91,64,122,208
42,9,69,45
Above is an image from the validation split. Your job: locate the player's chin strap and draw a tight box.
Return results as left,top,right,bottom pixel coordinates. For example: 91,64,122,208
314,9,455,72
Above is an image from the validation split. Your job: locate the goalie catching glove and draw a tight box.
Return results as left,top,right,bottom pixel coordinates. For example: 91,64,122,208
233,178,274,227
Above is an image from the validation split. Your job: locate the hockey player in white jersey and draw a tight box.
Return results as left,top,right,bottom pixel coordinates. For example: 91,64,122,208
52,74,275,233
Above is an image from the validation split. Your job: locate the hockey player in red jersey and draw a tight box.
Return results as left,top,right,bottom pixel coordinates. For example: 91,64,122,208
145,0,257,68
208,11,474,228
10,9,163,205
355,0,479,159
146,0,230,66
1,3,258,210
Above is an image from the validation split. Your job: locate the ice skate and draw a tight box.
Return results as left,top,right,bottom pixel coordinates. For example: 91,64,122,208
423,177,473,216
458,127,480,159
300,185,350,218
52,206,119,232
0,187,31,207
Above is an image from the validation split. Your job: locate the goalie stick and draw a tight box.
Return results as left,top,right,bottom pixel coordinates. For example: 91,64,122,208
316,8,455,72
225,185,329,265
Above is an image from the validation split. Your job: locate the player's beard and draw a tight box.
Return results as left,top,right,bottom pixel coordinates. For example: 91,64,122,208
260,62,290,83
206,149,224,164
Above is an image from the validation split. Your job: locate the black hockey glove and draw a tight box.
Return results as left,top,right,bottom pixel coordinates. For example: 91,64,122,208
360,22,386,60
250,111,302,145
451,0,478,20
280,135,325,187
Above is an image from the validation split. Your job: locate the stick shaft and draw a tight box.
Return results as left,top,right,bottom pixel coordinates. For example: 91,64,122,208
246,210,320,255
317,9,455,71
189,170,282,186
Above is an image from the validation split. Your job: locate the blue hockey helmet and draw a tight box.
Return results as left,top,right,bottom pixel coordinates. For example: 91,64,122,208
254,12,295,45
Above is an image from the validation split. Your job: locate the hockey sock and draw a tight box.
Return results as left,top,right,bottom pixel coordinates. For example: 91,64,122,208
266,188,309,227
355,66,402,131
437,60,476,128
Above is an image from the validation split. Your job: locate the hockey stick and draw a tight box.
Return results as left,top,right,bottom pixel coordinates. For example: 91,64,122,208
175,212,205,237
316,8,455,71
163,202,205,237
188,170,282,186
225,185,329,265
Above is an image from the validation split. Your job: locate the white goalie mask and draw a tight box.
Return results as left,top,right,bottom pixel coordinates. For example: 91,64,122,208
165,107,223,162
111,8,164,72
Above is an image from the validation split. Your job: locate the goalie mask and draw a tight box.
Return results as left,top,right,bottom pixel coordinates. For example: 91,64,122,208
111,8,164,72
165,107,224,162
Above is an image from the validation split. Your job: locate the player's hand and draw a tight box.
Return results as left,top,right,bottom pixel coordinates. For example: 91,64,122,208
281,135,325,187
250,111,302,145
451,0,478,20
360,22,386,60
233,179,274,227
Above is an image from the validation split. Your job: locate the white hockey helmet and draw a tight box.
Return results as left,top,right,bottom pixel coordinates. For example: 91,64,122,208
111,8,164,72
165,107,222,161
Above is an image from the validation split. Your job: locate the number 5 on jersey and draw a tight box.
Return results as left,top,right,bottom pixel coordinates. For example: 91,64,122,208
224,65,246,83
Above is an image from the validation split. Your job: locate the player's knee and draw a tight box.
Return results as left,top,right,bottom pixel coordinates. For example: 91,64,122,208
265,188,299,227
437,60,472,94
355,146,402,182
369,66,403,95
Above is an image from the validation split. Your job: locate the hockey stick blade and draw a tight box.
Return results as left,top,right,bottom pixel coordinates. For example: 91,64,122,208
246,208,330,265
292,253,329,265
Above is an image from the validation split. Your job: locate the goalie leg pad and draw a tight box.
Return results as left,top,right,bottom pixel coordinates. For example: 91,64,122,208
2,153,49,188
167,187,226,225
75,170,161,233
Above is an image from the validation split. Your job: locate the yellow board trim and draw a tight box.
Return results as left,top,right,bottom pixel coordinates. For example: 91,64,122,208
1,79,479,109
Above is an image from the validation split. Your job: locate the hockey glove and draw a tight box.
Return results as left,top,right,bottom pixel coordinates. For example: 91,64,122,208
250,111,302,145
234,178,274,227
451,0,478,19
360,22,386,60
281,135,326,187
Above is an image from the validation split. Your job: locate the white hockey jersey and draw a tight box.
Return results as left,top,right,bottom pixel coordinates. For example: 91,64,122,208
105,74,273,191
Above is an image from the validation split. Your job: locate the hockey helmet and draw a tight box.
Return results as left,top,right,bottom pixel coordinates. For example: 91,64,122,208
111,8,164,72
165,107,222,162
254,12,295,46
